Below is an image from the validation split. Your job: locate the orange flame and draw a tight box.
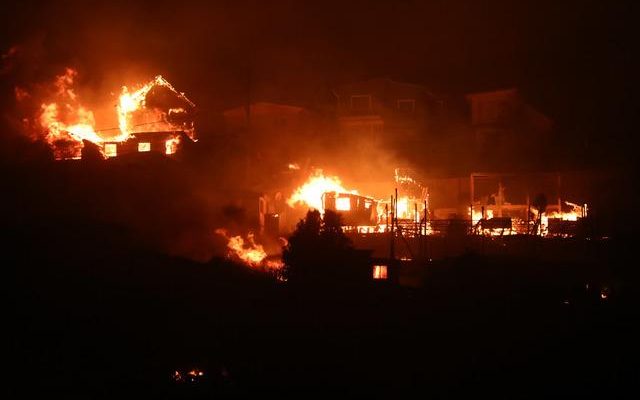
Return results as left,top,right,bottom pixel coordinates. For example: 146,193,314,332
287,168,356,212
165,136,181,155
117,75,196,140
215,229,283,270
34,69,193,159
37,69,104,159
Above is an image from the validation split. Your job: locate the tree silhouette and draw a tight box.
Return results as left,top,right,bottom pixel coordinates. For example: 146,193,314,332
282,209,368,284
532,193,548,216
532,193,548,235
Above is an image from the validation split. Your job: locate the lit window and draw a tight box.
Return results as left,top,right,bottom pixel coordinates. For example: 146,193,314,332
165,138,179,155
336,197,351,211
104,143,117,157
138,142,151,152
373,265,388,280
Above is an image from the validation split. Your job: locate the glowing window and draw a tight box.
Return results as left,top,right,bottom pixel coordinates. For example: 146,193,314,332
165,139,179,155
104,143,117,157
138,142,151,152
336,197,351,211
373,265,388,280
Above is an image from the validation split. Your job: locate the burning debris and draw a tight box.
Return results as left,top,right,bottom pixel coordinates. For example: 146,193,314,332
172,368,205,384
215,229,283,271
285,167,428,234
22,68,196,160
283,167,589,244
468,173,589,237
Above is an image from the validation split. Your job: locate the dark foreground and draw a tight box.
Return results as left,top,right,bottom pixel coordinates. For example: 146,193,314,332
7,220,639,398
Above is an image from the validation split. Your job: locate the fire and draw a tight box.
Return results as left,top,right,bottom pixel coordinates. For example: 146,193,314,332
470,208,494,224
31,68,194,159
335,196,351,211
36,69,104,159
286,168,588,239
395,196,410,219
468,200,587,236
287,168,357,212
215,229,283,271
116,75,184,139
165,136,181,155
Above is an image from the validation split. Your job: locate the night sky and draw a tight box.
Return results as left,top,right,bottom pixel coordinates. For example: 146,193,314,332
1,0,635,164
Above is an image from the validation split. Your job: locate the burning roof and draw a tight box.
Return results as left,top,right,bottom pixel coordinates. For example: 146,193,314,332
26,68,196,160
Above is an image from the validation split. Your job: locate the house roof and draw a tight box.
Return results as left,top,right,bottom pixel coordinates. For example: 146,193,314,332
333,78,439,100
222,102,308,118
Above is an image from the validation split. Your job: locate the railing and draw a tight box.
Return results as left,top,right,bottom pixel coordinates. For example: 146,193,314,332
343,217,586,238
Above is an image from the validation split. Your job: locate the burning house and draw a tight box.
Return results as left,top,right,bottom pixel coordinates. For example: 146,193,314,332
101,131,188,158
323,192,378,227
276,165,591,271
34,70,196,160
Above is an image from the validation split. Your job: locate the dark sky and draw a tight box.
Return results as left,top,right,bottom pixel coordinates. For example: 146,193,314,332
0,0,635,155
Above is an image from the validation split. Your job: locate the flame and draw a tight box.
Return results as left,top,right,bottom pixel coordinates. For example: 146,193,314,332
469,200,586,236
470,208,494,224
533,201,586,236
33,69,193,159
165,136,181,155
117,75,196,140
116,77,159,139
35,68,104,159
396,196,409,219
39,103,102,159
215,229,283,270
335,196,351,211
287,168,356,212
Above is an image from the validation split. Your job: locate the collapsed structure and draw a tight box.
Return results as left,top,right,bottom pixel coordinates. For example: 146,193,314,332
254,165,591,283
263,167,589,237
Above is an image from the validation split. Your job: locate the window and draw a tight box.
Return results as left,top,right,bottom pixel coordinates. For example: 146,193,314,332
397,99,415,113
138,142,151,152
336,197,351,211
373,265,388,280
165,138,179,155
351,95,372,113
104,143,117,157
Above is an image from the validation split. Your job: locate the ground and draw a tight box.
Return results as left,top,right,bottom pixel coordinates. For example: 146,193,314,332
8,215,638,397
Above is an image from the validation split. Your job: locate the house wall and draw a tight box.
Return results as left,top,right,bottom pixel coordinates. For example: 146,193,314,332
466,88,553,170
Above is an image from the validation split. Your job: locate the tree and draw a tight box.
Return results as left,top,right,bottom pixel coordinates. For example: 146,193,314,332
282,209,367,284
532,193,548,235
